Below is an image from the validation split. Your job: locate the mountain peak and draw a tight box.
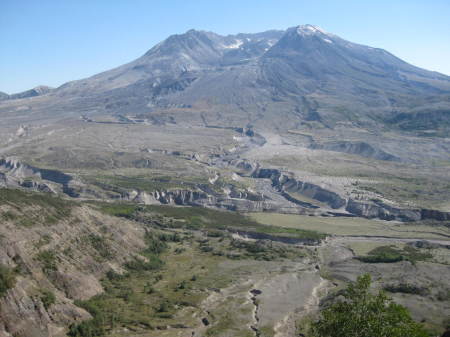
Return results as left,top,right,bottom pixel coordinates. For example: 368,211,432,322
32,85,53,94
295,24,328,36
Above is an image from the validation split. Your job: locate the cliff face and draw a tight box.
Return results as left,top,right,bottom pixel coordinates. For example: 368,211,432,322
251,167,450,222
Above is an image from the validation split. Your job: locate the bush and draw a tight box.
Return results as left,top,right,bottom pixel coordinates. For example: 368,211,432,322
383,283,429,296
157,232,181,243
0,264,16,297
41,289,56,309
311,274,430,337
356,254,403,263
206,230,226,238
199,244,214,253
88,234,114,259
105,269,125,281
356,245,432,264
157,300,173,313
68,319,104,337
144,232,168,255
125,255,163,271
36,250,58,273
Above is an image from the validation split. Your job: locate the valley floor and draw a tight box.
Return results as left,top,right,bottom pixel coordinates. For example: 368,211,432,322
0,114,449,337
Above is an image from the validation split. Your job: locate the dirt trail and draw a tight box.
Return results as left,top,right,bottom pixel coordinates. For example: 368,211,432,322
273,277,330,337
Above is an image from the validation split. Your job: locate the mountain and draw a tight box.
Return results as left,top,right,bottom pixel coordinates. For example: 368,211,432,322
6,25,449,133
1,85,54,101
56,29,283,95
1,25,449,133
0,91,8,101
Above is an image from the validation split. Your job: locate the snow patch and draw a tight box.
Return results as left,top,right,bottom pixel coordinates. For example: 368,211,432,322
297,24,328,36
323,38,333,44
223,39,243,49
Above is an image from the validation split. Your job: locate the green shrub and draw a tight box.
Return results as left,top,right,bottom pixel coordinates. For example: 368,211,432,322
311,274,430,337
0,188,72,225
88,234,114,259
206,230,226,238
144,232,168,255
383,283,429,296
157,300,173,313
356,254,403,263
199,244,214,253
105,269,125,281
97,203,138,219
1,210,17,221
125,255,163,271
68,318,105,337
143,282,155,294
436,290,450,302
0,264,16,297
157,232,182,242
41,289,56,309
356,245,432,264
36,250,58,273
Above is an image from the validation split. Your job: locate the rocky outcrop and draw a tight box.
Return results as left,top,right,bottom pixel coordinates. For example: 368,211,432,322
0,158,78,197
125,187,308,214
19,180,56,193
251,168,346,209
0,158,38,179
231,159,260,175
250,166,450,221
282,179,346,209
345,199,450,222
226,186,264,202
420,209,450,221
216,198,304,214
127,189,214,206
345,199,422,221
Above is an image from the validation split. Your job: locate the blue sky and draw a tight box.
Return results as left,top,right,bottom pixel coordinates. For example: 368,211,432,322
1,0,450,94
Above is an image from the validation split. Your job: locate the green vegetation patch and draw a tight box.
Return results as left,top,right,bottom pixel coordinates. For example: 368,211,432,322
36,250,58,274
308,274,430,337
97,202,325,242
85,174,210,193
68,231,233,337
88,234,115,260
97,202,137,218
383,283,430,296
195,235,307,262
356,245,432,264
0,188,72,226
40,289,56,309
68,232,170,336
0,264,16,297
229,239,294,261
